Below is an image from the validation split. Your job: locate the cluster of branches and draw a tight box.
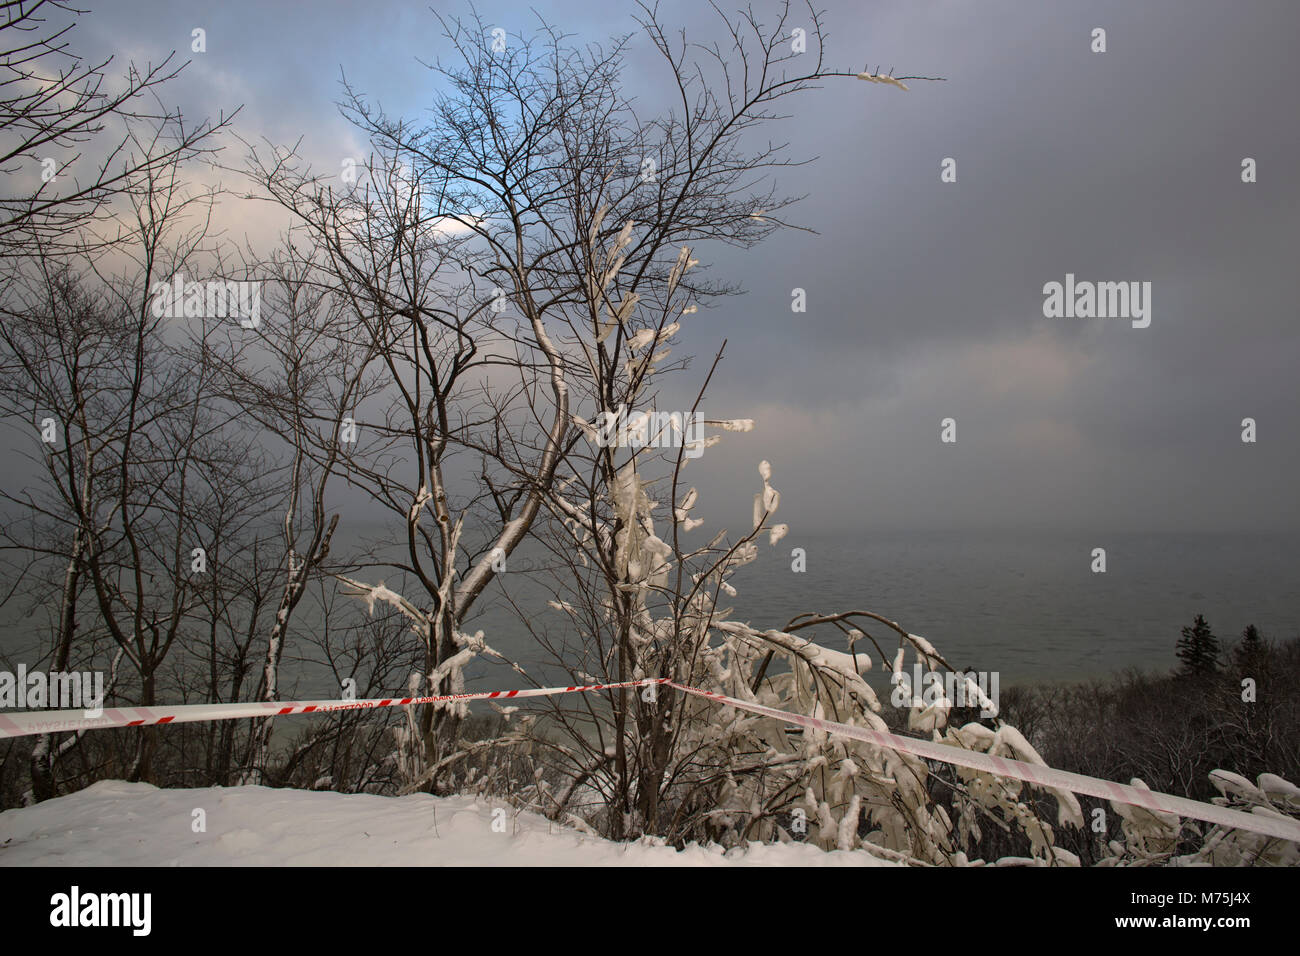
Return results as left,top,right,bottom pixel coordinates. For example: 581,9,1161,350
0,0,233,260
0,0,881,808
6,0,1289,869
218,0,870,800
0,1,387,801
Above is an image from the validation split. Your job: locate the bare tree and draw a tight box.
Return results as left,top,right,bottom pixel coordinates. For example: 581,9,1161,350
0,0,234,260
0,126,260,792
213,248,386,781
234,0,942,800
324,1,907,833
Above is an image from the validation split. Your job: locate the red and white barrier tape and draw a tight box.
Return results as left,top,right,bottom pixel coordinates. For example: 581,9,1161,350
664,681,1300,844
0,679,667,739
3,676,1297,844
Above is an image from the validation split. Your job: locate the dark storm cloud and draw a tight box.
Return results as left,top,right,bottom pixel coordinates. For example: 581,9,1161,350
57,0,1300,534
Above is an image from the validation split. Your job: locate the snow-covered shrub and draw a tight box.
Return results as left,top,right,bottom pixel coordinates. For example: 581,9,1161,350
1093,770,1300,867
527,448,1092,864
525,436,1300,864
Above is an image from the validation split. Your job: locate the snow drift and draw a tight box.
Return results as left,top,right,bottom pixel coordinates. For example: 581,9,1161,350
0,780,896,866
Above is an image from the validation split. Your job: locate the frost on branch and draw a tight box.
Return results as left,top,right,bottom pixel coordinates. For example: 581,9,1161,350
543,453,1101,864
1092,770,1300,867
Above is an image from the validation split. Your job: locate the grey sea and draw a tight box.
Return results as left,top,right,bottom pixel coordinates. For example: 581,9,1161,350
461,529,1300,689
719,530,1299,685
3,530,1296,695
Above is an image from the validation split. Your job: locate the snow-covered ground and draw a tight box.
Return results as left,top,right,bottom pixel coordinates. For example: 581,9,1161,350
0,780,896,866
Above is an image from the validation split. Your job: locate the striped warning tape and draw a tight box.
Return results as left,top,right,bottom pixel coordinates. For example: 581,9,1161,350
664,681,1300,844
2,676,1297,844
0,678,668,738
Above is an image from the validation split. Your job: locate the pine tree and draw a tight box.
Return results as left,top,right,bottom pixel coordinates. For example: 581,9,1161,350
1233,624,1263,669
1176,614,1221,677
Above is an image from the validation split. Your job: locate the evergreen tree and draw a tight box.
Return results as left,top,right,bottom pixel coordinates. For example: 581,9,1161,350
1233,624,1263,669
1176,614,1221,677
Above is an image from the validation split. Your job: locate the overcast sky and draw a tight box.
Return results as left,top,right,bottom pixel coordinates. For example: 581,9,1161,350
60,0,1300,535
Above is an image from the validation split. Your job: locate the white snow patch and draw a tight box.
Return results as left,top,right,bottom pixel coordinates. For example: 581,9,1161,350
0,780,898,867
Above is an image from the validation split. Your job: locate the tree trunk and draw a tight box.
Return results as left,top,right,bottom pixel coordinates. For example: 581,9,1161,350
30,531,84,802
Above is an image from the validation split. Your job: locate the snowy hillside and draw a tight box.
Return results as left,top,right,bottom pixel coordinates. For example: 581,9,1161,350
0,781,896,867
